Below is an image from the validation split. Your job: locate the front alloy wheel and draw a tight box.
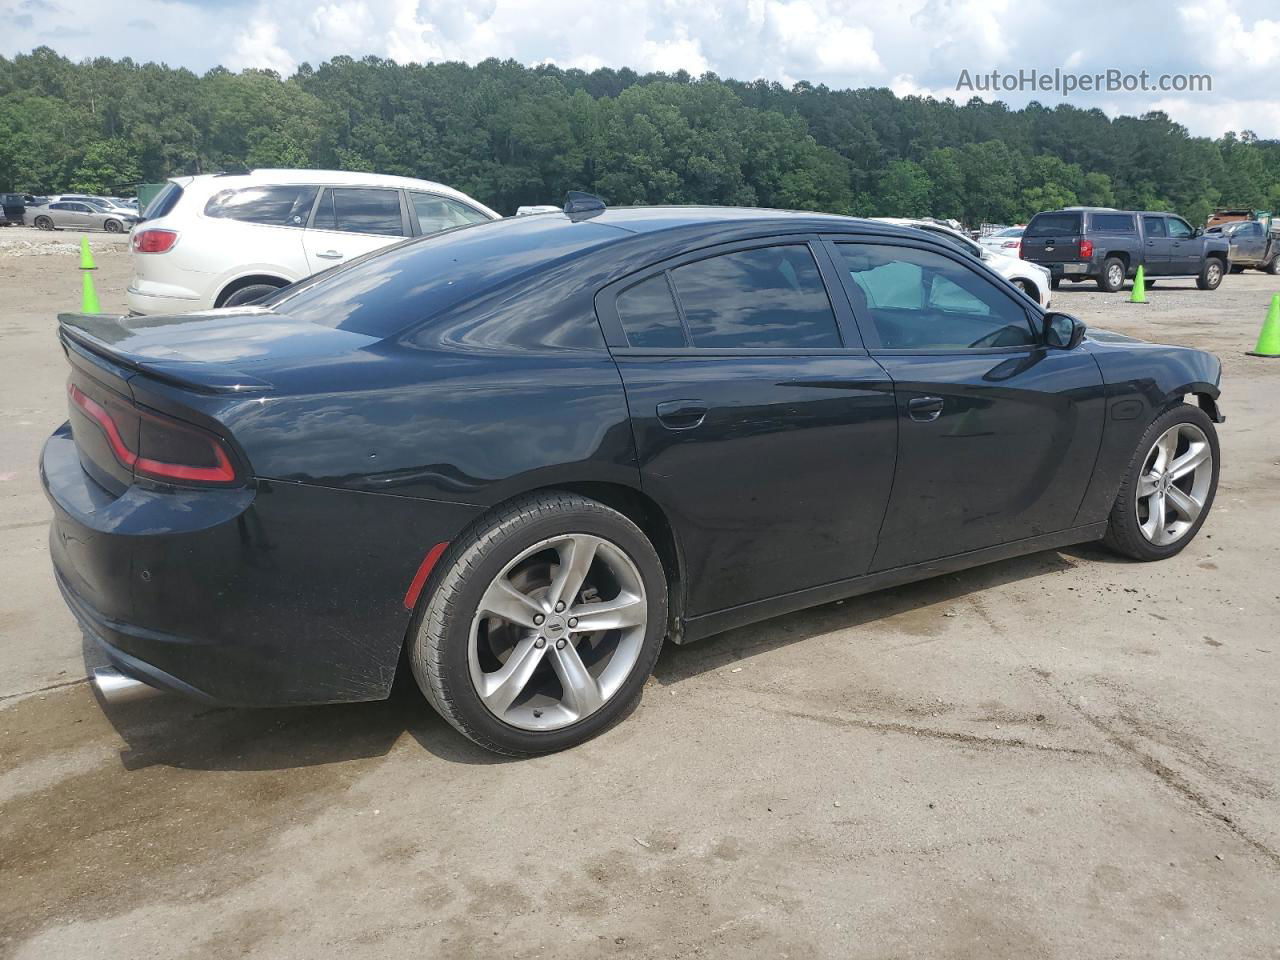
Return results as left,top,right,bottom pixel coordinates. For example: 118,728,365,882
1133,423,1213,546
1103,404,1219,560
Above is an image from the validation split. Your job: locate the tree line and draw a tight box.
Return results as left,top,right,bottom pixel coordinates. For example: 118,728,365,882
2,46,1278,226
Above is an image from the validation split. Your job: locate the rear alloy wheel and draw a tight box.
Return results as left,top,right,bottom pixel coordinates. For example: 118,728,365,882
1097,257,1126,292
103,219,122,233
409,492,668,756
34,215,53,230
1197,258,1224,290
1103,405,1219,561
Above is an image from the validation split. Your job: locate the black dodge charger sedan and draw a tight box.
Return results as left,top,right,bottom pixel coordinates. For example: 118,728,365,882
43,200,1223,755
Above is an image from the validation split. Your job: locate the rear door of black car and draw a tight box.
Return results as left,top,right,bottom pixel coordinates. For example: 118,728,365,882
823,236,1105,570
595,236,898,617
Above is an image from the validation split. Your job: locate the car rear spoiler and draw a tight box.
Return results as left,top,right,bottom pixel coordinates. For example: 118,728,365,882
57,313,273,394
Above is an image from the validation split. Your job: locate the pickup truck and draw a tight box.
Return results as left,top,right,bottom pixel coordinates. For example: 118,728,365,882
1207,218,1279,274
1021,207,1231,293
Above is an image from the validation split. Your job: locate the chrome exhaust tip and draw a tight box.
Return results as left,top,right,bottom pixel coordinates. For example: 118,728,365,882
91,666,164,705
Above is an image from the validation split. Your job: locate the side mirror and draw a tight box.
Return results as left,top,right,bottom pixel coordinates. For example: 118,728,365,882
1194,226,1204,237
1043,311,1086,350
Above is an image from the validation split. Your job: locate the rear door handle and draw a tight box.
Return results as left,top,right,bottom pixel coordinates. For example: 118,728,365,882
908,396,944,422
656,399,708,430
316,249,344,260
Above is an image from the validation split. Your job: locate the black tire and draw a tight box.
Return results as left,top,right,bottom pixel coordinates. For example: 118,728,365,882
1102,404,1219,562
1097,257,1126,292
409,491,668,757
1229,264,1245,274
1143,279,1156,287
1196,258,1224,290
220,283,282,308
1266,256,1280,276
1050,277,1062,291
103,218,122,234
34,215,53,230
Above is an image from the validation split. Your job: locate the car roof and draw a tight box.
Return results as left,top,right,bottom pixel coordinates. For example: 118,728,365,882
175,169,499,216
580,205,870,234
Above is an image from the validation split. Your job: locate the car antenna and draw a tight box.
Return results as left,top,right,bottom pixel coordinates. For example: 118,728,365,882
564,191,606,221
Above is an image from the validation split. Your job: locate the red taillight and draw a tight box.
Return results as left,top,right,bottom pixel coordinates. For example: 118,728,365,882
132,228,178,254
1079,239,1094,259
68,383,237,485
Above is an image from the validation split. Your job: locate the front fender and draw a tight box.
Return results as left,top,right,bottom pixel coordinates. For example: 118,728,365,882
1072,340,1222,524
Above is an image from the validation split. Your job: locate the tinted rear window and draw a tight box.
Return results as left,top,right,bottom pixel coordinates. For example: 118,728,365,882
1091,213,1135,233
1026,213,1082,237
313,187,404,237
670,245,841,349
616,275,686,348
266,214,620,338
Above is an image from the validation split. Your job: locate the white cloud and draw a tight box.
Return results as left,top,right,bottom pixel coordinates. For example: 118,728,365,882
226,18,297,75
2,0,1278,137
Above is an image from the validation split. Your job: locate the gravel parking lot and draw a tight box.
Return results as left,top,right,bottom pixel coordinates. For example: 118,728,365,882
1,244,1277,959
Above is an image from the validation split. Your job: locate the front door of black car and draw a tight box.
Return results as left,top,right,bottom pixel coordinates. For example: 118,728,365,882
825,239,1106,571
596,239,898,617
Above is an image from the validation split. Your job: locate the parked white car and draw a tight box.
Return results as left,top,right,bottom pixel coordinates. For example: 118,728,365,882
873,218,1052,309
979,226,1025,256
127,169,501,314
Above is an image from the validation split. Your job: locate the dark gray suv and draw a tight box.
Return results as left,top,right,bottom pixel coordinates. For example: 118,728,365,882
1022,208,1230,293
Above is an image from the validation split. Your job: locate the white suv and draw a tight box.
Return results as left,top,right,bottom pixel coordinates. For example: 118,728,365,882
127,169,501,314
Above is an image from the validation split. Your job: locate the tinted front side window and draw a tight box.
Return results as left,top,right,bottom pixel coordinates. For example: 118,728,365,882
1143,216,1166,237
834,243,1035,350
1092,214,1135,233
1026,213,1082,237
669,245,841,349
410,193,490,234
313,188,404,237
205,185,318,227
616,275,686,348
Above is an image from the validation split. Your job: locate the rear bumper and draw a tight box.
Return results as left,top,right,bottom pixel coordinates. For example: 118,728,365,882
1039,261,1093,278
126,276,209,316
42,422,482,707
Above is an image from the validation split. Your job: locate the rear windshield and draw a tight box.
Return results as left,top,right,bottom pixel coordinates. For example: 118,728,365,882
265,214,621,338
1026,213,1082,237
143,182,184,220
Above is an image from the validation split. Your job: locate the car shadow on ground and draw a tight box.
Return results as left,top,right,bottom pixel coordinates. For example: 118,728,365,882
90,548,1082,771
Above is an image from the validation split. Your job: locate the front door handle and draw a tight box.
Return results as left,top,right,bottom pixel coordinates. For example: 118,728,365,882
315,249,344,260
656,399,708,430
908,396,944,422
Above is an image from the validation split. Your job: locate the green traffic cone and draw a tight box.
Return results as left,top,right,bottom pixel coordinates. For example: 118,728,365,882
81,271,101,313
79,235,96,271
1128,264,1148,304
1247,293,1280,357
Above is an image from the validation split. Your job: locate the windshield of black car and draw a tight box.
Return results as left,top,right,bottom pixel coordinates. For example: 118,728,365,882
1026,213,1082,237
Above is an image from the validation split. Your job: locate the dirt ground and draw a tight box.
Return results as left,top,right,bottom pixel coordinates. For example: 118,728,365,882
1,240,1278,959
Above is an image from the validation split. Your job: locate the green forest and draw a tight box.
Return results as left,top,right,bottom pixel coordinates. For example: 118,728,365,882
2,46,1279,226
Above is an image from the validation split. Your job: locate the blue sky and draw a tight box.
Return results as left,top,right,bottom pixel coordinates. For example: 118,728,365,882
4,0,1278,138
